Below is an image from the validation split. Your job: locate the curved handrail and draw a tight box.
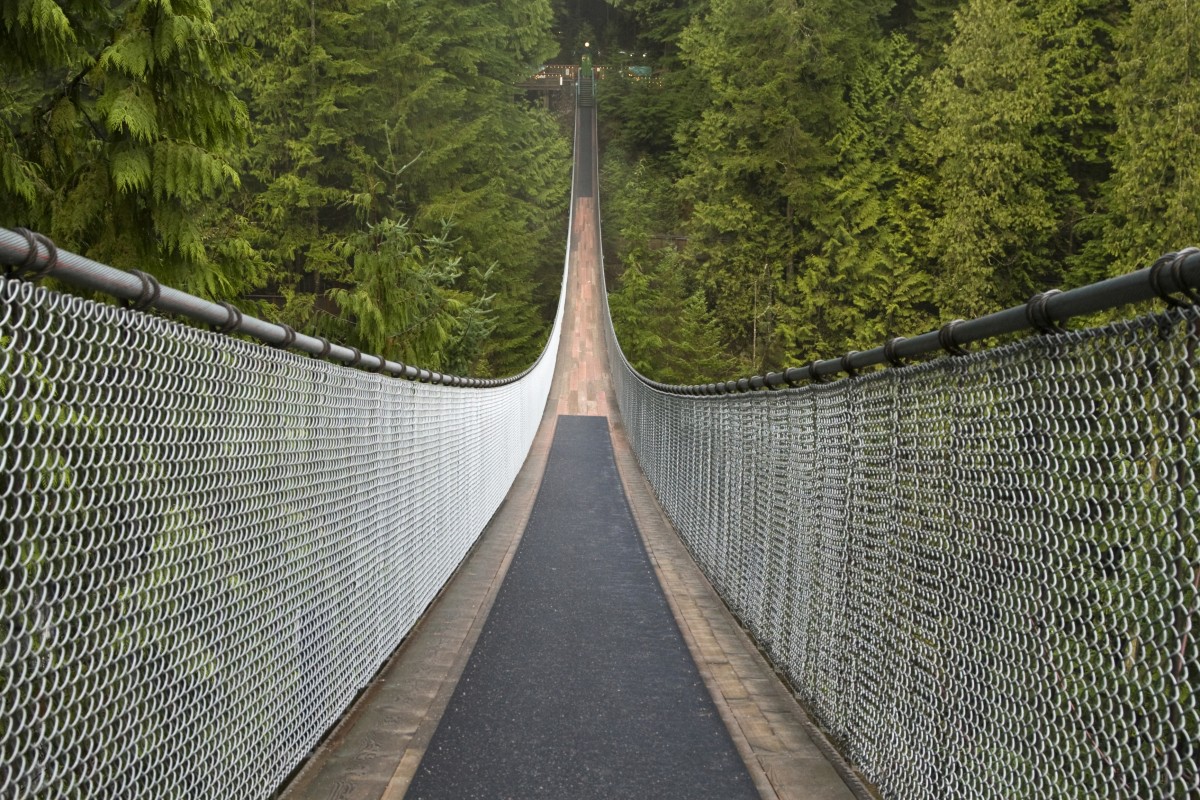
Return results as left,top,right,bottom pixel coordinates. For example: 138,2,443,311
603,245,1200,395
0,144,579,388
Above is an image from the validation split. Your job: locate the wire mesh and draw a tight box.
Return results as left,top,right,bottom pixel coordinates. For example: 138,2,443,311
0,271,562,799
610,308,1200,799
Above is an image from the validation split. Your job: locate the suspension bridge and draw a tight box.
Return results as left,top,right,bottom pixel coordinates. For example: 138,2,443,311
1,70,1198,800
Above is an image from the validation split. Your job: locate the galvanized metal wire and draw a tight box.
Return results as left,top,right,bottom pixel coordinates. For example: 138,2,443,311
609,304,1200,799
0,255,563,797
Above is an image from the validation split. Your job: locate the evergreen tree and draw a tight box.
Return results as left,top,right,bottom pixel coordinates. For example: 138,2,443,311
783,32,935,359
900,0,963,57
1038,0,1125,286
608,0,708,61
214,0,568,371
1100,0,1200,276
609,251,735,383
216,0,409,318
923,0,1065,317
325,219,488,368
382,0,569,373
0,0,254,294
677,0,890,370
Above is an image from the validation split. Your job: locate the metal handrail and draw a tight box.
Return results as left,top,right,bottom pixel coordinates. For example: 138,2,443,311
613,247,1200,395
0,217,568,388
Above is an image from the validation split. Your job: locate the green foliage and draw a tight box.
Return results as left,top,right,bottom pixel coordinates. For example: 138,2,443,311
923,0,1062,317
602,0,1196,379
213,0,568,373
598,144,683,254
1,0,254,293
600,69,706,164
600,141,733,382
784,32,934,359
1100,0,1200,277
674,0,891,369
607,0,708,60
609,251,735,383
325,219,487,369
2,0,569,375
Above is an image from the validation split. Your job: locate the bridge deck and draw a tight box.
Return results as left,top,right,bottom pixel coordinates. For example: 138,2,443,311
277,105,857,800
405,415,758,799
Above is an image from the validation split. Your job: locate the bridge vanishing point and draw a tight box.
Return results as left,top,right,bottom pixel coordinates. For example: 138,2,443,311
1,69,1198,800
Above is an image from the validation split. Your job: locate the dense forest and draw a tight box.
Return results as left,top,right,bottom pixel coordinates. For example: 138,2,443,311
5,2,1197,382
1,0,582,376
597,0,1200,383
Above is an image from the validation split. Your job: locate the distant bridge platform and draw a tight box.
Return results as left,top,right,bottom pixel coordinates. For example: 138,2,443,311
516,64,579,93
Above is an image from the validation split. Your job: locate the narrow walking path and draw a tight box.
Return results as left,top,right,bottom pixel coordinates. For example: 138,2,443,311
279,98,860,800
406,416,758,799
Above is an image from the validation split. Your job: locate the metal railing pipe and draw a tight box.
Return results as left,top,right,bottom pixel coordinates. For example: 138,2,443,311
0,226,545,387
620,248,1200,394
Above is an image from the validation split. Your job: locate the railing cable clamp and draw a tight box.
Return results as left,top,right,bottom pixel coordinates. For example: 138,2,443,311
127,270,161,312
840,351,860,378
272,324,296,350
214,302,243,334
9,228,58,282
938,320,969,356
1150,249,1200,307
884,337,907,368
1025,290,1065,334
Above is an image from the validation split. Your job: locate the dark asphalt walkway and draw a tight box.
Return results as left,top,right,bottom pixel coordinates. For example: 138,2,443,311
406,416,759,799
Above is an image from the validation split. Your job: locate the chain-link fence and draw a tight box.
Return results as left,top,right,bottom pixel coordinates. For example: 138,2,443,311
610,304,1200,798
0,263,562,797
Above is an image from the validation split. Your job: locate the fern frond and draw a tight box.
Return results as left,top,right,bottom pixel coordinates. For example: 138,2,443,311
151,140,238,202
21,0,75,46
0,145,44,207
110,147,152,194
98,30,153,78
102,85,159,142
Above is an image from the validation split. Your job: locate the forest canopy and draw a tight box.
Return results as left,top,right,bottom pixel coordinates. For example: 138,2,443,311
4,1,1196,382
596,0,1200,382
1,0,572,376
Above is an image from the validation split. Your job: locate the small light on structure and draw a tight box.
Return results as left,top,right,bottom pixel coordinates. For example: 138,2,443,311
584,42,590,48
